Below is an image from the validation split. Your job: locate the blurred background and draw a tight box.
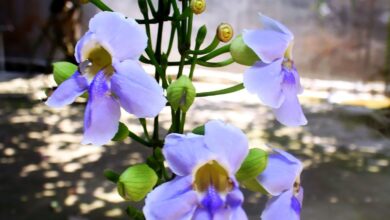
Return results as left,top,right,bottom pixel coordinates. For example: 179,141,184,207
0,0,389,219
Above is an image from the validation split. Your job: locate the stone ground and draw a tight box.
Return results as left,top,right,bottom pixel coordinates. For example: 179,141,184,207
0,71,389,220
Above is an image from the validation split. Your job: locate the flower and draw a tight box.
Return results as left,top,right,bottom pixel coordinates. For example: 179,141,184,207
258,149,304,220
242,14,307,126
46,12,166,145
143,120,249,220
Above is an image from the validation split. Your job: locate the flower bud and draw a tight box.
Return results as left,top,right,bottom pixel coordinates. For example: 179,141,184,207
236,148,268,182
167,75,196,112
111,122,129,142
52,61,78,85
190,0,206,15
117,164,158,202
217,23,233,43
230,35,260,66
236,148,269,194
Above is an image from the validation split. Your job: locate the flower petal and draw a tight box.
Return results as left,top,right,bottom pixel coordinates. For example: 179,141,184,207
46,71,88,108
231,207,248,220
257,149,302,196
82,71,120,145
273,83,307,126
261,188,301,220
226,185,244,208
192,208,211,220
89,12,147,61
143,176,198,220
111,60,166,118
163,133,212,176
204,120,249,174
75,31,93,63
243,29,291,63
243,59,285,108
258,13,294,41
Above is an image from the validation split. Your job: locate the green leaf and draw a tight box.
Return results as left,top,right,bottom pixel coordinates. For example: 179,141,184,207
192,125,205,135
240,177,269,194
126,206,145,220
52,61,78,85
103,169,120,183
166,75,196,112
230,35,260,66
236,148,268,182
112,122,129,141
117,164,158,202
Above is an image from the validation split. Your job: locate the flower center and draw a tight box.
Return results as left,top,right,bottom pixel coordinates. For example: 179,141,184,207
80,42,114,77
193,160,233,215
193,160,233,193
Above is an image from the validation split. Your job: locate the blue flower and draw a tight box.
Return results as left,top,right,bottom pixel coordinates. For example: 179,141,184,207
46,12,166,145
242,14,307,126
258,149,304,220
143,121,249,220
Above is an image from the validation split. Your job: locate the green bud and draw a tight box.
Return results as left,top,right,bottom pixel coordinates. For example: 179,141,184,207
52,61,78,85
230,35,260,66
111,122,129,141
236,148,268,181
117,164,158,202
239,177,269,194
192,125,205,135
196,25,207,46
167,75,196,112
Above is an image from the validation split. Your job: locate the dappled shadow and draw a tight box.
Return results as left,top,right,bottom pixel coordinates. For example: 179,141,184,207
0,94,153,220
1,86,390,220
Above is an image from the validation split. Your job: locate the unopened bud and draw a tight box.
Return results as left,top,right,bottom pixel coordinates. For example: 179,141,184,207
230,35,260,66
190,0,206,15
117,164,158,202
217,23,233,43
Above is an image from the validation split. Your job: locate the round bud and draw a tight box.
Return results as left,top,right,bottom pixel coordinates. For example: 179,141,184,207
190,0,206,15
217,23,233,43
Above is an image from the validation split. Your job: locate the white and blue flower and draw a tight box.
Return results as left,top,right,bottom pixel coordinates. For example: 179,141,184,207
46,12,166,145
258,149,304,220
242,14,307,126
143,120,249,220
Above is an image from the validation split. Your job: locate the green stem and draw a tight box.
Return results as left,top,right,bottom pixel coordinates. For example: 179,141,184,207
196,83,244,97
145,47,168,88
188,36,220,55
179,112,186,133
140,0,153,49
174,109,181,133
128,130,152,147
177,55,186,78
199,44,231,61
196,58,234,67
146,0,157,17
89,0,113,11
166,23,176,56
139,118,151,141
